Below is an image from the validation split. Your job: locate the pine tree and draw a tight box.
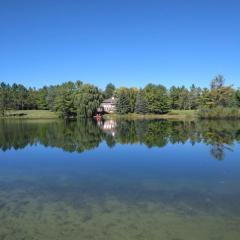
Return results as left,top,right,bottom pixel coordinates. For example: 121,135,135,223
36,87,48,110
116,91,130,114
169,86,180,109
135,89,147,114
0,83,7,116
236,89,240,107
199,88,214,108
55,82,76,118
129,88,138,113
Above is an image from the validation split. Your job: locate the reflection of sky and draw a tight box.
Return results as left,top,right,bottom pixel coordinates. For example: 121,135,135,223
0,141,240,188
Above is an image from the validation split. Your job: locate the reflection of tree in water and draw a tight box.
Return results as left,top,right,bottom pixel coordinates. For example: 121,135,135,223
106,119,240,160
0,119,240,160
143,121,170,148
41,119,104,152
105,134,116,148
210,145,225,161
0,119,104,153
198,120,236,160
115,121,138,144
0,120,39,151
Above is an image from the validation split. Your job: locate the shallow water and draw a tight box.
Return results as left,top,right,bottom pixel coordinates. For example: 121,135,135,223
0,119,240,240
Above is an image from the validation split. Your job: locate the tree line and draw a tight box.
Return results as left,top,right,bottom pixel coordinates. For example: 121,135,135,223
0,75,240,117
0,81,103,118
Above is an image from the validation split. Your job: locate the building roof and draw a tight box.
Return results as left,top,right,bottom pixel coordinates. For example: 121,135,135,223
102,97,117,104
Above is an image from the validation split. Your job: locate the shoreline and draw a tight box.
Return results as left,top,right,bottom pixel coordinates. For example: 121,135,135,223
103,110,196,120
1,110,196,120
0,110,59,119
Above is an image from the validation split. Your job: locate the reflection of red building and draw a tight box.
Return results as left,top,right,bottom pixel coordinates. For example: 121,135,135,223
98,120,117,137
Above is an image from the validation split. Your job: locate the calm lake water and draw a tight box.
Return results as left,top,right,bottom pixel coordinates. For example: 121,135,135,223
0,119,240,240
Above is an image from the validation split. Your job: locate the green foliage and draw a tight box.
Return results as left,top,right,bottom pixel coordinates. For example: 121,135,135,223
36,87,48,110
169,86,181,109
0,83,7,116
210,75,235,107
14,84,28,110
169,85,201,110
189,84,201,109
75,84,103,118
178,86,190,110
0,74,239,119
104,83,115,99
46,86,59,111
197,107,240,119
211,86,235,107
235,89,240,107
55,82,78,118
199,75,236,109
116,90,130,114
115,87,137,113
27,88,38,109
199,88,214,108
135,89,147,114
9,83,25,109
128,88,138,113
144,84,170,114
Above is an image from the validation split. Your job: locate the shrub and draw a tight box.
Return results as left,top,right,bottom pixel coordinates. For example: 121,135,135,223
197,107,240,119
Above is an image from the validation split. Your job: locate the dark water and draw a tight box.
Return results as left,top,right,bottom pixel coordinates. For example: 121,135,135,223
0,119,240,240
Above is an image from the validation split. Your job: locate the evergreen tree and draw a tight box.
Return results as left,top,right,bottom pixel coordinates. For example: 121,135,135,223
10,83,20,109
169,86,181,109
128,88,138,113
189,84,201,110
135,89,147,114
116,91,130,114
0,82,7,116
17,84,28,110
27,87,38,109
36,87,48,110
46,86,59,111
199,88,214,108
0,75,239,119
55,82,76,118
236,89,240,107
178,86,190,110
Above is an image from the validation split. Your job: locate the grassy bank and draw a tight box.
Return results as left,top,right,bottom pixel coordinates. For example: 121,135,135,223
1,110,58,119
103,110,196,120
1,109,198,120
197,107,240,120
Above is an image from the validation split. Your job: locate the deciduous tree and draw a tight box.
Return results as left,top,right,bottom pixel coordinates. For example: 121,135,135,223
75,84,103,118
144,84,169,114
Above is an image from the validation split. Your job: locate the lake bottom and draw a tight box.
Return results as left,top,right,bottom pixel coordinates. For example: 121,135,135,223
0,177,240,240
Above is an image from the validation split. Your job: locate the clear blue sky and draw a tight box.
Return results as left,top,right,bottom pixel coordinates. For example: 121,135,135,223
0,0,239,89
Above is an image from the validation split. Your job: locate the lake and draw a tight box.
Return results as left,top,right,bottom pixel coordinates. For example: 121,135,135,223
0,119,240,240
